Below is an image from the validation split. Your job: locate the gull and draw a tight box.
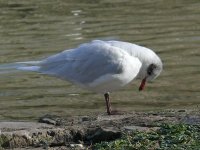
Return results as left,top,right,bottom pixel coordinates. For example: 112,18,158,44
0,40,163,115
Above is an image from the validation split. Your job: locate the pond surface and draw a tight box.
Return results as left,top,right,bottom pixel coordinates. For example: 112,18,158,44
0,0,200,120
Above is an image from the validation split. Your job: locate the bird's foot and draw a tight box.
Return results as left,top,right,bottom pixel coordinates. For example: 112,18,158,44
107,109,126,115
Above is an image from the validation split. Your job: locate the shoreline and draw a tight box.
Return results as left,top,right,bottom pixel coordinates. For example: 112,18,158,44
1,109,200,149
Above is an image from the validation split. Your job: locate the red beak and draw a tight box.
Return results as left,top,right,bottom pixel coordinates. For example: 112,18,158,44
139,77,146,91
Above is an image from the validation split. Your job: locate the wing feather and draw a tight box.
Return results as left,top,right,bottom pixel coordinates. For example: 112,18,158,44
38,41,141,86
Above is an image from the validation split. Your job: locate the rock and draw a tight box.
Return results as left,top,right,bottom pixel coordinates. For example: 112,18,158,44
81,116,90,122
1,110,199,149
86,127,122,143
10,131,31,148
178,109,186,112
70,127,86,142
123,125,159,132
38,114,59,125
0,122,53,131
0,130,31,148
0,133,11,148
181,115,200,124
38,117,56,125
30,128,71,147
0,123,69,149
69,144,84,149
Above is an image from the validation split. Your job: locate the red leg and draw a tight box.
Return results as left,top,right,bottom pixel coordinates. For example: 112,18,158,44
104,93,111,115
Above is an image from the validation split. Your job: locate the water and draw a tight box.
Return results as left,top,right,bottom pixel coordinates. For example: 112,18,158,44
0,0,200,120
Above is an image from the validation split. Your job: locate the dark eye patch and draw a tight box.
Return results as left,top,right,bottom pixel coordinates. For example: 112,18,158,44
147,64,156,75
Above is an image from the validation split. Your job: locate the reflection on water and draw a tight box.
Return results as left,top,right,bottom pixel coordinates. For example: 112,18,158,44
0,0,200,120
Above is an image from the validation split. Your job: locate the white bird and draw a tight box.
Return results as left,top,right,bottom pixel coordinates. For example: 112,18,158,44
0,40,163,115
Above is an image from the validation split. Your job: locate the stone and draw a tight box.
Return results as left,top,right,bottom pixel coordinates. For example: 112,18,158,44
86,127,122,143
69,144,84,149
1,110,199,149
38,115,57,125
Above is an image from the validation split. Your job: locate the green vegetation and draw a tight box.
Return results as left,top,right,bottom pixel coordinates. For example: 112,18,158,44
0,134,10,149
93,124,200,150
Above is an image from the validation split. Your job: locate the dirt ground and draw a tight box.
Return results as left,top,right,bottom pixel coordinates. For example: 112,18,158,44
1,109,200,149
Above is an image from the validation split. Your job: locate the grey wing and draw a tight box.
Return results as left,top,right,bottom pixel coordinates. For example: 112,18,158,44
104,40,147,56
39,41,124,84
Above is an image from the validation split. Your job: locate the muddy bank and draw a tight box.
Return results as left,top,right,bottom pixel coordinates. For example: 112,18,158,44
1,109,200,149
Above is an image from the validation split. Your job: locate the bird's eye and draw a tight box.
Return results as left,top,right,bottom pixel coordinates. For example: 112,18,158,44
147,64,156,76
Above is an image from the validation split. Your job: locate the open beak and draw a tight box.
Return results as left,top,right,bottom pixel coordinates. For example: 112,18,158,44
139,77,146,91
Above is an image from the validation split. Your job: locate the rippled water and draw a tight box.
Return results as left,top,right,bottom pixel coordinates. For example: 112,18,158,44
0,0,200,120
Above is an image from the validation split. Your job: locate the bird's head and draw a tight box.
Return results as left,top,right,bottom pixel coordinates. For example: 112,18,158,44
137,51,163,91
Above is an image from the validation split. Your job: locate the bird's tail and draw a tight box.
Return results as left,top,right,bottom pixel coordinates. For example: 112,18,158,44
0,61,42,74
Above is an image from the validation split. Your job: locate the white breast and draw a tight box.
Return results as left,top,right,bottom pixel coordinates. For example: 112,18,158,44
86,53,142,93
